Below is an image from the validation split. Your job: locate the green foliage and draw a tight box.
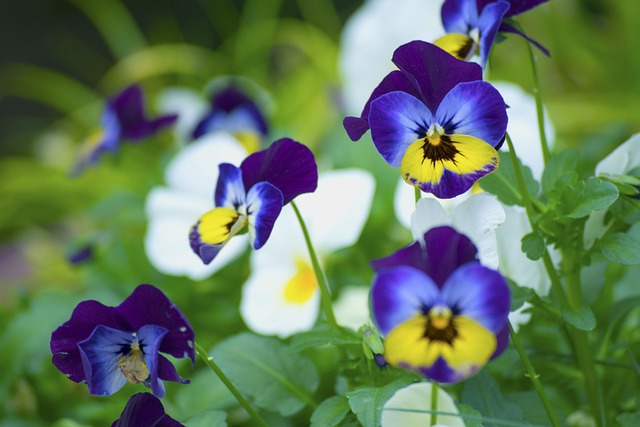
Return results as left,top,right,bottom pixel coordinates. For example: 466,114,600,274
346,378,415,427
599,232,640,265
211,333,320,416
563,306,596,331
479,152,539,207
559,178,619,219
617,411,640,427
185,410,228,427
289,325,360,353
521,232,546,261
460,372,523,424
310,396,350,427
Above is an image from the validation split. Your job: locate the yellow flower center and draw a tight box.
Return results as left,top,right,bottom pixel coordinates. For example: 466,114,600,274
283,258,317,303
235,131,260,155
117,340,149,384
197,207,246,245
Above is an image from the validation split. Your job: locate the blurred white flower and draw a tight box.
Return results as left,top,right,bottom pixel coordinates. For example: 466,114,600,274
381,382,465,427
144,133,249,280
240,169,375,338
333,286,371,331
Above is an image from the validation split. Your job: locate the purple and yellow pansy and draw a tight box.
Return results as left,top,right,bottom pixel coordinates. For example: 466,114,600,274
73,85,177,175
436,0,549,66
370,226,510,383
189,138,318,265
50,285,194,397
344,41,508,199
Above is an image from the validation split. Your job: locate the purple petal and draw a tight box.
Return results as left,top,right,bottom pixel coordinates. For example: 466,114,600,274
477,1,510,67
441,0,480,34
502,0,549,17
51,300,126,383
499,22,550,56
491,323,510,360
215,163,247,208
371,266,440,336
109,85,177,141
441,262,510,333
138,324,170,398
246,181,284,249
189,222,225,265
115,285,196,364
391,41,482,112
158,354,190,384
417,167,498,199
112,393,184,427
372,226,478,287
418,357,459,383
344,70,421,141
369,92,434,167
240,138,318,205
435,81,508,148
77,325,132,396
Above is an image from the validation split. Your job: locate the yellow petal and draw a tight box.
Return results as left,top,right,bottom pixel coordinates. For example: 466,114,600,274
434,33,476,61
282,258,317,303
384,316,442,368
196,207,242,245
440,316,496,370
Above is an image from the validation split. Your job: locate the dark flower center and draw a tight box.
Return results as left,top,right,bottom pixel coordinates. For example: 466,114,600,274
117,339,150,384
421,126,459,165
423,306,458,345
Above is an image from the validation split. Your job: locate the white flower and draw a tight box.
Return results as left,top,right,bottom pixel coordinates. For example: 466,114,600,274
240,169,375,338
144,133,249,280
381,382,465,427
156,87,209,145
333,286,371,331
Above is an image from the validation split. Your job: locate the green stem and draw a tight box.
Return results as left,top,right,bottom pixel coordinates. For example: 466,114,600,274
504,133,568,307
291,201,339,330
194,342,268,427
430,381,438,426
526,40,551,165
508,322,562,427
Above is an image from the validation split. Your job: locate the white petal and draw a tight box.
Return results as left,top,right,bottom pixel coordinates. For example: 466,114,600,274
333,287,371,330
509,302,533,332
340,0,444,115
492,81,555,180
240,264,320,338
165,133,247,197
156,87,209,144
295,169,375,252
495,205,550,296
250,204,306,270
381,382,465,427
410,198,449,240
595,132,640,175
144,187,248,280
451,195,505,269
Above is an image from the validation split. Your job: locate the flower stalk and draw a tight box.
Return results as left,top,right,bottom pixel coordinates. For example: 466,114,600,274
526,40,551,165
194,342,269,427
291,201,339,330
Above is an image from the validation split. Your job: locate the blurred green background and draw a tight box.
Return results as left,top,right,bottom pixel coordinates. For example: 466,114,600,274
1,0,640,425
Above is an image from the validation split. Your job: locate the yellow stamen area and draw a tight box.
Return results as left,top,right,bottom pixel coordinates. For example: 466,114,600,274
384,315,496,374
282,258,317,303
434,33,477,61
117,341,149,384
429,306,453,330
197,207,244,245
400,134,499,186
234,131,260,155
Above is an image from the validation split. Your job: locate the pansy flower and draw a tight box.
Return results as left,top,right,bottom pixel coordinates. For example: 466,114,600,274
192,85,268,148
112,393,184,427
50,285,194,397
241,169,375,337
344,41,508,199
371,226,510,383
190,138,318,265
436,0,549,67
73,85,177,175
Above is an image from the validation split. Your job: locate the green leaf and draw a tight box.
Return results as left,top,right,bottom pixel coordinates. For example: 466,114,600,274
185,410,227,427
479,152,539,207
212,333,319,416
521,232,546,261
346,378,414,427
289,325,360,352
561,177,618,218
617,411,640,427
456,404,483,427
507,279,536,312
310,396,350,427
541,150,579,197
460,371,523,423
600,232,640,265
563,306,596,331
